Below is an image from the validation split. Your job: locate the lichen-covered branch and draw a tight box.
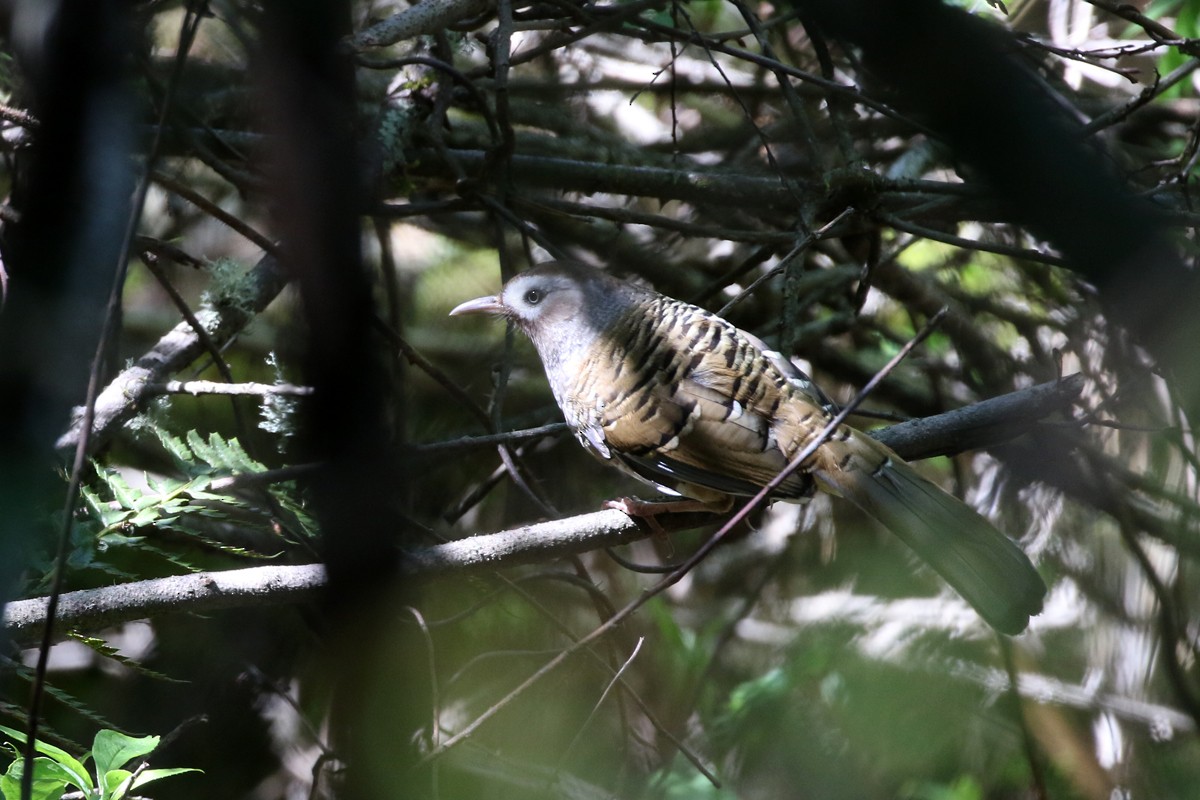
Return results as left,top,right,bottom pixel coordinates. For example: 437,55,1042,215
55,253,289,455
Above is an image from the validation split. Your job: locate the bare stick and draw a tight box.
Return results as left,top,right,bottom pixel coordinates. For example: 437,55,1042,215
145,380,314,397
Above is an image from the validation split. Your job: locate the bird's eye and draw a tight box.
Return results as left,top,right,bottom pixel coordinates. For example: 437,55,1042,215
524,288,543,305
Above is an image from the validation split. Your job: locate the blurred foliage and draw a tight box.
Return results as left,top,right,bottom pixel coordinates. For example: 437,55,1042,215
2,0,1200,798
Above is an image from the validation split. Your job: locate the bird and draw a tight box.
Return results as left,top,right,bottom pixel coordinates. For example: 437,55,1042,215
450,260,1046,634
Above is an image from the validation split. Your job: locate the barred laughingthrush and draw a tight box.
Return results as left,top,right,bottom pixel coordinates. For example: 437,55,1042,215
451,261,1046,634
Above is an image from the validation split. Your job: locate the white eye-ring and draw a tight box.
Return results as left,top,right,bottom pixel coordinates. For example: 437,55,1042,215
524,288,543,305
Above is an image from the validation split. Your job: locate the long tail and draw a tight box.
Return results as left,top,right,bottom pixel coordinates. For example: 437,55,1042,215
812,431,1046,635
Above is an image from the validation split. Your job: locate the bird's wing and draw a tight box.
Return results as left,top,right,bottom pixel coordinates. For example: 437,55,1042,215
738,328,834,410
593,352,815,499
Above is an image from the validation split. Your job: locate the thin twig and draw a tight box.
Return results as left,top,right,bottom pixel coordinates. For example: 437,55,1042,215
407,607,441,799
878,210,1069,268
150,170,276,253
555,637,646,771
410,422,568,454
374,320,495,432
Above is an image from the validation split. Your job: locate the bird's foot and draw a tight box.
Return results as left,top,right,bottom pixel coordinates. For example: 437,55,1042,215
604,496,725,518
603,497,691,555
605,496,732,557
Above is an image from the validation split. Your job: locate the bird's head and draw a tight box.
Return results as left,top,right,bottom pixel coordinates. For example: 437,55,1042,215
450,262,633,366
449,265,587,333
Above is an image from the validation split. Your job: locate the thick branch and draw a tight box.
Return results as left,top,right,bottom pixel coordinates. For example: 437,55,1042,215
402,148,982,212
869,373,1084,459
348,0,489,49
3,565,326,645
9,375,1082,643
3,510,652,645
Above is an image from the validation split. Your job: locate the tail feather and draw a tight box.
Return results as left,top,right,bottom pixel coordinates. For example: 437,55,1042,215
814,433,1046,635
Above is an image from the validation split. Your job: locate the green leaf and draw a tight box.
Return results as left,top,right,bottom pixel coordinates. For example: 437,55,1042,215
902,776,984,800
103,471,141,510
0,724,197,800
0,725,92,792
136,542,206,573
92,730,158,777
726,668,789,715
128,507,164,527
153,427,201,473
82,485,126,528
2,664,119,733
129,491,162,512
34,681,123,732
185,429,216,467
131,767,202,789
95,532,145,548
0,756,72,800
67,633,189,684
652,765,739,800
102,767,133,800
201,432,266,474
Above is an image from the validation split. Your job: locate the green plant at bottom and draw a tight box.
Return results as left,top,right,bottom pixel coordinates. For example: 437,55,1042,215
0,725,199,800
